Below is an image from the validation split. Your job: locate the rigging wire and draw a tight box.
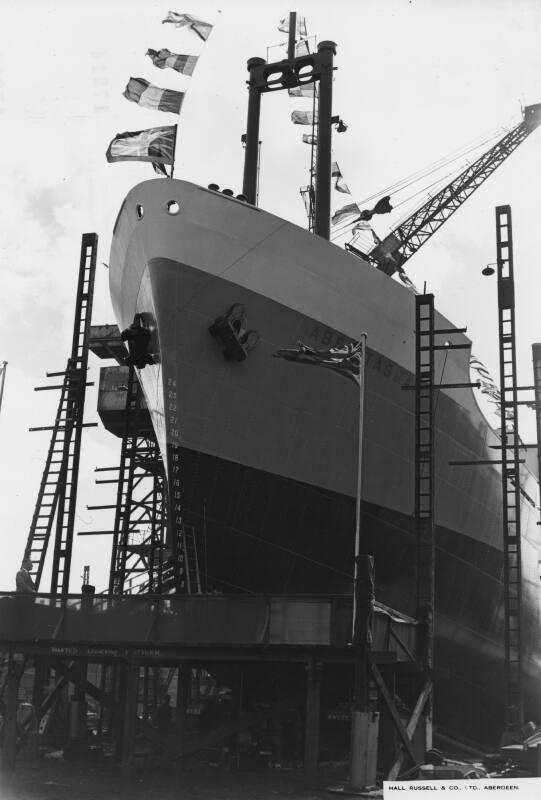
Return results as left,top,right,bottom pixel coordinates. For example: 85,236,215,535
331,136,498,242
329,125,509,243
351,125,507,208
387,167,460,229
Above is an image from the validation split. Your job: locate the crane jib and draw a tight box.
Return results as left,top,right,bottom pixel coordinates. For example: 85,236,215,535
369,102,541,276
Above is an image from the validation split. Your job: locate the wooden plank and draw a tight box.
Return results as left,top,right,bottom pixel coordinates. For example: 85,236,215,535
53,660,116,708
370,663,417,766
387,678,432,780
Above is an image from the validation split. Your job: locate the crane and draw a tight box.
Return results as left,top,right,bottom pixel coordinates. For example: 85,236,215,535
346,103,541,275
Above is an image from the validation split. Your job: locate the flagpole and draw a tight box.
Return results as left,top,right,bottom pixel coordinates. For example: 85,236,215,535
272,337,373,784
287,12,297,61
170,124,178,179
352,333,367,637
350,333,379,790
0,361,8,417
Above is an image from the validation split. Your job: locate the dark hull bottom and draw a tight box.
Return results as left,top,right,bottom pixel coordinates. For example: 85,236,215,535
169,445,536,746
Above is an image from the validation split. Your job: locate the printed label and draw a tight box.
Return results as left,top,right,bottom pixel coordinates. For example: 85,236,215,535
384,780,541,799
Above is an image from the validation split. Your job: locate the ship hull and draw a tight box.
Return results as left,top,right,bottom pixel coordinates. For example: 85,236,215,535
169,443,526,742
109,179,541,745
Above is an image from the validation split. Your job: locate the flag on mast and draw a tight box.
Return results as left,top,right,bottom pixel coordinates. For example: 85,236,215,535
146,48,199,76
295,39,310,56
397,270,420,295
332,202,361,226
332,162,350,194
352,220,379,241
106,125,177,169
470,354,501,405
291,110,317,125
468,353,523,419
123,77,185,114
273,341,364,386
355,196,393,221
162,11,213,40
152,162,170,177
278,16,307,36
288,84,316,98
349,220,381,258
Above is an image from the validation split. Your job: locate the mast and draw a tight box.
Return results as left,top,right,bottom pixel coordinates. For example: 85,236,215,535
314,41,336,239
287,11,297,61
241,17,337,239
242,57,266,204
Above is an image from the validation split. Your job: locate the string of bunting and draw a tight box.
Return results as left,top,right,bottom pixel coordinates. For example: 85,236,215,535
279,13,531,435
279,15,319,228
469,354,510,420
280,14,385,242
106,10,214,176
278,15,308,36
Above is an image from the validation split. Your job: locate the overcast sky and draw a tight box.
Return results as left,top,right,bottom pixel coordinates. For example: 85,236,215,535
1,0,541,593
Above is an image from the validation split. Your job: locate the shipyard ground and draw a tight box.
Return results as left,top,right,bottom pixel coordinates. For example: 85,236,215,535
0,759,347,800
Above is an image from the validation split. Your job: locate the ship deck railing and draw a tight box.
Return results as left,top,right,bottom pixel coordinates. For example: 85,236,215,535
0,592,418,666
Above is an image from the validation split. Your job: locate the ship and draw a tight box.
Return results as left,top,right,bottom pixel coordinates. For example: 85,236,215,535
107,42,541,748
108,176,541,746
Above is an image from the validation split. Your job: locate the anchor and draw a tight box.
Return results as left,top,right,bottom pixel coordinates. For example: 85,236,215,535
209,303,259,361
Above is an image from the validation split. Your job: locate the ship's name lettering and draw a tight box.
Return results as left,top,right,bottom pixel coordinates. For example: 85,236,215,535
308,326,412,386
51,647,78,656
309,326,348,349
133,648,161,657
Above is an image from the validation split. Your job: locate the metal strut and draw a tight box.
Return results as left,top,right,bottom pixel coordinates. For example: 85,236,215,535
98,365,199,595
532,343,541,521
411,295,474,755
242,38,336,239
495,206,523,734
415,295,435,688
300,85,319,233
182,524,202,595
25,233,98,592
107,366,167,595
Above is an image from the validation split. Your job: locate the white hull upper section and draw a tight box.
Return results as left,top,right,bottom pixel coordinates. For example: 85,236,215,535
109,179,540,556
111,180,465,389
